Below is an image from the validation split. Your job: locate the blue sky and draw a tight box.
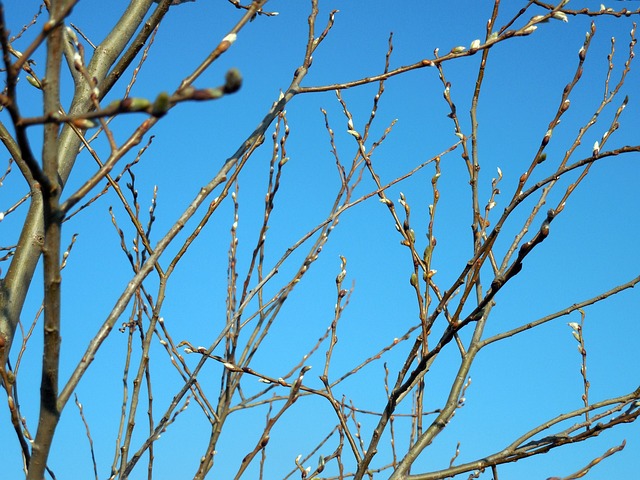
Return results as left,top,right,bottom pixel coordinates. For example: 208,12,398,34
1,1,639,479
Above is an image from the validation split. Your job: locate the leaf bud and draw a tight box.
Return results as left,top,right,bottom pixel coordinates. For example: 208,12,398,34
552,11,568,22
151,92,170,117
70,118,97,129
192,88,223,100
122,97,152,112
26,75,42,89
223,68,243,94
578,46,586,61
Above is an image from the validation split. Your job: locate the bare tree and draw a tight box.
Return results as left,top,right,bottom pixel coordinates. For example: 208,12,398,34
1,1,639,479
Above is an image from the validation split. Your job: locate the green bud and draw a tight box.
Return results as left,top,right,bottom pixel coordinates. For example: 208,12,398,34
151,92,170,117
223,68,242,94
26,75,42,89
176,86,195,98
125,97,152,112
423,245,433,264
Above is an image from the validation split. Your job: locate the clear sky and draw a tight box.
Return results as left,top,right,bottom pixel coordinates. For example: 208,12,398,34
1,1,639,479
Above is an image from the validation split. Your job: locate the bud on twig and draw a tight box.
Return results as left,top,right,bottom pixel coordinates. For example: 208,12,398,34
552,11,569,23
70,118,97,129
26,75,42,89
151,92,170,117
120,97,152,112
191,88,223,100
223,68,243,94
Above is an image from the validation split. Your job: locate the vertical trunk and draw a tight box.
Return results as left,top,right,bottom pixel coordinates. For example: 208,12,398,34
27,1,65,477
